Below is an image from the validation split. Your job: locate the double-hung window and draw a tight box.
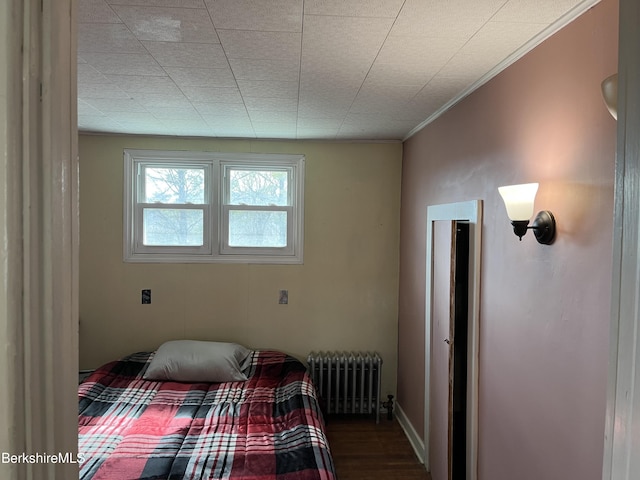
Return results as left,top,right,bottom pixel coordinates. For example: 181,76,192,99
124,150,304,264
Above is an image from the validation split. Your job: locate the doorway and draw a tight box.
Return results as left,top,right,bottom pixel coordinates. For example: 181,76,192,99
451,222,469,480
424,201,482,480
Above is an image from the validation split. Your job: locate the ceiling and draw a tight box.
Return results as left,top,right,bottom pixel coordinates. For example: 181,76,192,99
77,0,596,142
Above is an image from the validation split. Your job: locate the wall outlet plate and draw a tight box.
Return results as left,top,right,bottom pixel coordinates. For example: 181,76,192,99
142,289,151,304
279,290,288,304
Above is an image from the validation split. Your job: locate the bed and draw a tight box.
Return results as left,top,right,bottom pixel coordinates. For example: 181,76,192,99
78,342,336,480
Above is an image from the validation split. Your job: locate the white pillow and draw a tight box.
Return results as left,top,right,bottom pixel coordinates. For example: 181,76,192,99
143,340,252,383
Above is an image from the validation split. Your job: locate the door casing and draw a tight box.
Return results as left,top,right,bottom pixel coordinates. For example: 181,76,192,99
424,200,482,480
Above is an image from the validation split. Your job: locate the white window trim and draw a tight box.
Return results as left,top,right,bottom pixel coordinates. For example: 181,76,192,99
123,150,304,264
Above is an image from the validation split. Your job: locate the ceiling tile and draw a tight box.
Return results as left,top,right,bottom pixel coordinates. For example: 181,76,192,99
338,123,405,140
78,23,146,54
391,0,506,38
296,118,343,129
302,14,394,64
244,97,298,113
342,113,416,129
295,128,339,140
298,84,358,111
236,80,299,100
249,111,298,123
202,115,252,128
374,34,465,67
300,54,370,88
105,75,181,94
202,122,256,138
297,103,350,119
78,0,121,23
493,0,585,23
78,115,124,131
77,83,130,99
218,30,301,60
146,106,202,120
229,58,300,82
194,103,249,117
410,75,476,112
82,97,149,113
107,0,206,7
164,67,236,88
159,119,211,133
115,120,167,131
81,52,166,76
111,5,219,43
299,75,362,107
131,92,193,108
181,86,244,104
252,124,298,138
299,15,394,101
78,100,106,116
142,42,227,68
210,126,256,138
304,0,405,18
459,21,547,61
111,111,162,122
350,84,424,114
364,62,438,86
204,0,303,32
78,64,112,84
437,52,499,79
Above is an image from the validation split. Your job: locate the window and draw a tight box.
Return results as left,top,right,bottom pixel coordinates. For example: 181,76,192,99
124,150,304,264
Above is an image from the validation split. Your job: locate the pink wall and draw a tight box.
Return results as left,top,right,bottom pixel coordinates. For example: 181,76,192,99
397,1,618,479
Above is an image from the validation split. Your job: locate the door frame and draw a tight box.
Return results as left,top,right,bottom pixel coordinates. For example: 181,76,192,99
424,200,482,480
0,0,78,477
602,0,640,478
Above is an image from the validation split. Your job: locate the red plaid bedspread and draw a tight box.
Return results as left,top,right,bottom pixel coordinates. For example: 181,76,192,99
79,350,336,480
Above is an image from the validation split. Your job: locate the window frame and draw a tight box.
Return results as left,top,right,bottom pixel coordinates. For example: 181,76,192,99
124,150,304,264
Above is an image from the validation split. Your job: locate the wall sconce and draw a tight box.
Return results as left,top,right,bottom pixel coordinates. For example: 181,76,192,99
498,183,556,244
601,73,618,120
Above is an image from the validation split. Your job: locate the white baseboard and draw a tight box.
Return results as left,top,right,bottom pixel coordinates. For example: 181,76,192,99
395,403,425,465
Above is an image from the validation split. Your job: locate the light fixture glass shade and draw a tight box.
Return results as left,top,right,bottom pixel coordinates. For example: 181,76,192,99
498,183,538,221
601,73,618,120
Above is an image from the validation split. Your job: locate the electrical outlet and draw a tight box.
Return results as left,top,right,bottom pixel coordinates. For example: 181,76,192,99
141,289,151,304
278,290,288,304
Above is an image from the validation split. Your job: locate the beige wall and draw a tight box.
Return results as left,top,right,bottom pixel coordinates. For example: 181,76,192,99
398,0,617,478
79,135,402,397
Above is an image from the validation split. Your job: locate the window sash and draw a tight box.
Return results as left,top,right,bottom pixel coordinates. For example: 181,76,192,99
221,205,294,255
223,164,293,207
135,203,212,254
139,163,208,205
221,164,295,255
131,157,214,255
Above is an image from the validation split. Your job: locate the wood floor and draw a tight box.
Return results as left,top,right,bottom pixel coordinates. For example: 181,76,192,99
325,415,432,480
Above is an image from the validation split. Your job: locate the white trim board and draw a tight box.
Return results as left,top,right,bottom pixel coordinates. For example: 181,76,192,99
395,403,426,465
424,200,482,480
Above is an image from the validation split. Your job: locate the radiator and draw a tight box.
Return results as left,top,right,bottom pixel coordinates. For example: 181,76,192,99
307,351,383,423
